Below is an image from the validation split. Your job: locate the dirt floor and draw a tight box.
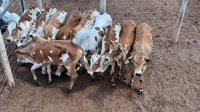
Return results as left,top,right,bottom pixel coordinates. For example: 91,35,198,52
1,0,200,112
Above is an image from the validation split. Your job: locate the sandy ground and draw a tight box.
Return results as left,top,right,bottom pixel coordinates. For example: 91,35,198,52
0,0,200,112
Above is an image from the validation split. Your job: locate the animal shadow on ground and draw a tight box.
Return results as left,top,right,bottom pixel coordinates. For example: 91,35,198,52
16,63,141,102
16,64,70,88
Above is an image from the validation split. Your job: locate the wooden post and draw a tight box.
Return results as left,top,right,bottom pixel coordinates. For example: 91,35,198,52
173,0,188,43
100,0,106,14
19,0,26,13
37,0,43,10
0,32,15,87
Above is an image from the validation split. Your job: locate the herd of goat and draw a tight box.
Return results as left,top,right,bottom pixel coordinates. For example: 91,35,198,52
6,7,153,95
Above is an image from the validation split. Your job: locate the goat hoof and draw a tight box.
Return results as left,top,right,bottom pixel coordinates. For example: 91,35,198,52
122,81,127,85
139,89,144,95
91,78,95,82
128,84,133,89
97,76,102,80
48,81,52,85
67,89,71,94
111,83,115,88
116,77,120,82
35,79,41,86
42,71,47,74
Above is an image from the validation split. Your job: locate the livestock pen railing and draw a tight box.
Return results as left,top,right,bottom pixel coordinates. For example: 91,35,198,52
0,0,198,110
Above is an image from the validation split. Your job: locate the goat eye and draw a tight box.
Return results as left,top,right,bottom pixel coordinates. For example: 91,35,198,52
22,37,26,39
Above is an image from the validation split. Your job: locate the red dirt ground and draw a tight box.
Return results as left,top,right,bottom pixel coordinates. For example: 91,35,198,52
1,0,200,112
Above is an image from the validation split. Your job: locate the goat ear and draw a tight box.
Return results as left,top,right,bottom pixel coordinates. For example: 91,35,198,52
125,56,133,64
145,58,152,63
128,56,133,61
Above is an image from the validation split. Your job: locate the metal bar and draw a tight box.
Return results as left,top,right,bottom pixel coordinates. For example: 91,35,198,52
173,0,188,43
37,0,43,10
100,0,106,14
0,0,15,19
20,0,26,13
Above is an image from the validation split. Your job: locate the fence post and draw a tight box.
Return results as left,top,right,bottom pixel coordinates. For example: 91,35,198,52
37,0,43,10
0,0,15,19
173,0,188,43
19,0,26,13
0,32,15,87
100,0,106,14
